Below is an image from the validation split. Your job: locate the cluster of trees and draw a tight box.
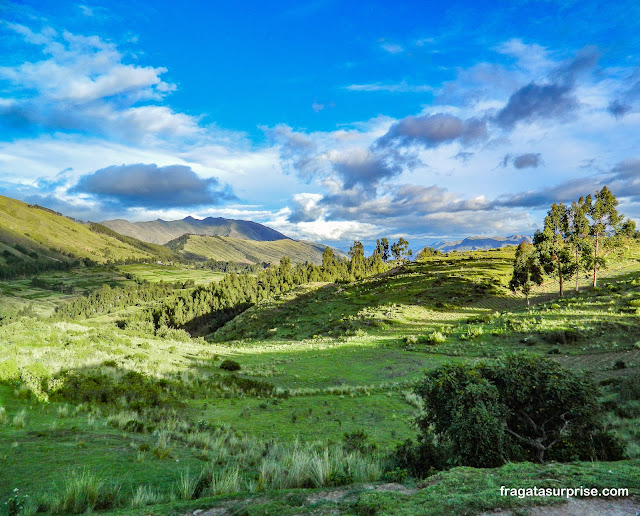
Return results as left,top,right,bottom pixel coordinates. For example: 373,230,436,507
54,238,415,332
510,186,636,302
56,281,186,319
0,247,76,280
153,244,386,330
203,260,269,274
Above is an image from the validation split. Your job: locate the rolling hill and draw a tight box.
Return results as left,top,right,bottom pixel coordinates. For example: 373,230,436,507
0,195,177,276
166,233,336,264
101,216,290,244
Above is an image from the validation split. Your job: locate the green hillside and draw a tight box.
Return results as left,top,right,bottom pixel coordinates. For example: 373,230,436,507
0,195,177,277
166,233,335,264
0,244,638,515
102,215,289,244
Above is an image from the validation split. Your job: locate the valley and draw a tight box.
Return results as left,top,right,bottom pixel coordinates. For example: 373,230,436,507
1,233,639,514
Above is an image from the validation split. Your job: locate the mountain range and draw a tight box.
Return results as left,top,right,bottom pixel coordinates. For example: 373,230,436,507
0,195,337,275
101,216,289,245
431,235,531,253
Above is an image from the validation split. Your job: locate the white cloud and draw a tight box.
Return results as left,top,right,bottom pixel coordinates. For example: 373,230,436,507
346,81,434,93
0,24,197,143
380,42,403,54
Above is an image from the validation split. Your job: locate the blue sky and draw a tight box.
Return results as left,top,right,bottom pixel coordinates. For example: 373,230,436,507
1,0,640,249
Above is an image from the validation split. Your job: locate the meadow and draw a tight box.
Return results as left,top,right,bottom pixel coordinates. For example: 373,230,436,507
0,246,638,515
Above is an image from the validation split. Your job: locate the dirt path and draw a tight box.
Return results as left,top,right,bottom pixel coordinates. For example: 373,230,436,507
482,496,640,516
185,483,417,516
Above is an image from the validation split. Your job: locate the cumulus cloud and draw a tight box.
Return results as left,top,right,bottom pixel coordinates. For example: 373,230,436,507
0,24,200,142
494,83,578,128
268,125,329,181
491,159,640,209
376,113,487,149
607,67,640,119
494,47,599,129
269,124,417,192
328,148,407,190
502,153,543,169
287,193,325,223
72,163,235,208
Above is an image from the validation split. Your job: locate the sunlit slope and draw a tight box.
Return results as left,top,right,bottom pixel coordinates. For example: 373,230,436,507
166,233,331,264
0,195,173,266
102,215,289,244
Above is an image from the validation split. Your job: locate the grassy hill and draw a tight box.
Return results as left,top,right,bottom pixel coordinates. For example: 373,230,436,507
166,233,335,264
0,195,178,277
0,245,638,514
102,216,289,245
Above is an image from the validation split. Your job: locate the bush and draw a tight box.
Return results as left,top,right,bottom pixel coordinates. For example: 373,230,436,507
618,375,640,401
220,359,241,372
53,370,183,410
388,437,443,478
423,331,446,345
413,354,622,466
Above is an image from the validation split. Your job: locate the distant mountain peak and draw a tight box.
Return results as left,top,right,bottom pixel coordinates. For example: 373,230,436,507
101,216,290,245
432,234,531,253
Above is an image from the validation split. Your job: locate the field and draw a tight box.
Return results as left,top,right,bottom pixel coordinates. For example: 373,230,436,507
118,264,225,285
0,246,639,514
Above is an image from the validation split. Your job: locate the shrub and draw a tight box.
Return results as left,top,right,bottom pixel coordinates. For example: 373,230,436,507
618,375,640,401
220,359,241,372
343,430,376,454
53,370,183,410
413,354,622,466
614,360,626,370
423,331,446,345
389,437,443,478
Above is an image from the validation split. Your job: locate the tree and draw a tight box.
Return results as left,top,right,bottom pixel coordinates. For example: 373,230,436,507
375,238,390,262
618,218,637,239
414,354,624,466
391,237,412,262
585,186,622,287
348,240,365,279
416,246,438,261
567,197,591,292
321,247,335,280
534,202,572,296
509,242,543,305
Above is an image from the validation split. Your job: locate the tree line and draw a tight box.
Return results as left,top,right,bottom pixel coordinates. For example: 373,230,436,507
510,186,637,303
54,237,414,333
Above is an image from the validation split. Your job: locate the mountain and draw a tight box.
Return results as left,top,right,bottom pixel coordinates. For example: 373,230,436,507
0,195,177,277
166,234,339,265
432,235,531,253
101,216,290,245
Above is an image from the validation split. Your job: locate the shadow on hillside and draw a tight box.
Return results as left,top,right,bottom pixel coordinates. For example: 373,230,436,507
209,270,513,342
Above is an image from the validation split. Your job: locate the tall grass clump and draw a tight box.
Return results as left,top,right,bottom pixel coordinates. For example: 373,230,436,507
258,442,381,489
130,485,162,508
48,469,121,514
12,409,27,428
175,469,198,501
194,465,242,498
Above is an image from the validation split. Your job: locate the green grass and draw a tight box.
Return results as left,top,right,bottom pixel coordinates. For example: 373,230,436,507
0,195,172,266
1,245,640,514
118,264,225,284
176,234,330,264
